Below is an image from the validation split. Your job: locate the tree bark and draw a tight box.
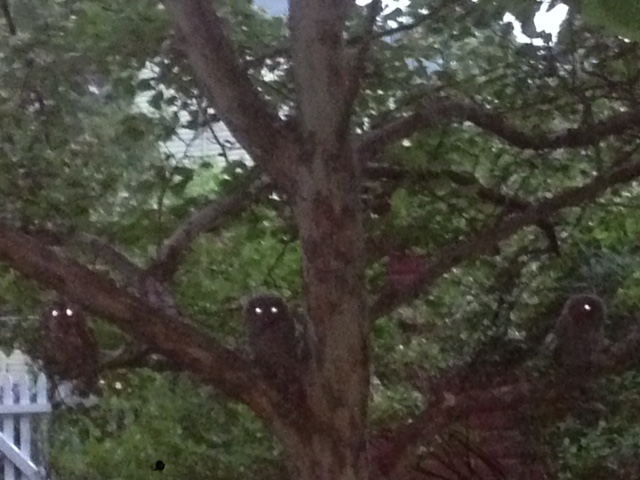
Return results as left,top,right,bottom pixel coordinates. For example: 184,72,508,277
274,2,371,478
286,148,369,480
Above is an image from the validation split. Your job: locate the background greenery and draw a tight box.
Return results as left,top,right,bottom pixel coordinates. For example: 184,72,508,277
1,0,640,479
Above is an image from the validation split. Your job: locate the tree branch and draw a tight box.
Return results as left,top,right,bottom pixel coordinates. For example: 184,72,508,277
371,154,640,319
73,233,143,279
0,0,16,35
149,170,272,280
599,322,640,372
365,163,530,210
364,163,560,252
19,225,143,280
155,159,554,284
371,378,537,478
244,12,431,71
343,0,382,122
162,0,297,188
100,345,181,373
382,324,640,478
0,223,279,421
357,96,640,158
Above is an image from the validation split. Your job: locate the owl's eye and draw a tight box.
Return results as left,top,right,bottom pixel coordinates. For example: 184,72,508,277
582,303,592,312
254,307,263,315
270,306,278,314
51,310,59,317
65,308,74,316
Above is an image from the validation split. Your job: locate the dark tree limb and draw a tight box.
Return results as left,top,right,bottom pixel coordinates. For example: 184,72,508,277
161,0,297,189
380,325,640,479
343,0,382,124
73,233,143,279
364,163,560,253
372,154,640,320
357,95,640,159
381,379,545,478
18,226,143,280
0,0,18,35
0,223,282,422
0,226,333,449
0,0,16,35
100,345,181,373
599,322,640,371
27,171,273,286
149,170,272,280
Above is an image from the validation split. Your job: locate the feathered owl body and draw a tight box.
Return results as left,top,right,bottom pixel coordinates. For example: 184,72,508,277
554,294,605,372
40,300,100,395
243,293,303,391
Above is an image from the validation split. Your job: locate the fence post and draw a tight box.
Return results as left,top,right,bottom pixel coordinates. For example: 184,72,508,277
0,350,51,480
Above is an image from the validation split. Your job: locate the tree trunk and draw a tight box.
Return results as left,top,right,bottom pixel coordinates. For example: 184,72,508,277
288,433,367,480
281,148,369,480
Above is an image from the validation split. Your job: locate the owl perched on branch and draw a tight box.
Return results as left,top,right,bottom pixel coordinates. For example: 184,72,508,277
554,294,605,374
243,293,307,393
40,300,100,396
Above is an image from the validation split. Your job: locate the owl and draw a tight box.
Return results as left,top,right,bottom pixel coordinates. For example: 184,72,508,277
40,300,100,395
243,293,301,391
554,294,605,373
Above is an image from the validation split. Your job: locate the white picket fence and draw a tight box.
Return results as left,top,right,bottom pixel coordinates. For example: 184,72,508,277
0,350,50,480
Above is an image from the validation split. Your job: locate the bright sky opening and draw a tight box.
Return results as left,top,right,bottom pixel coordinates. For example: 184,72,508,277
356,0,569,44
505,1,569,44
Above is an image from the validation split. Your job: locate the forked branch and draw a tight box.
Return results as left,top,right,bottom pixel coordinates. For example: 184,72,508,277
358,96,640,159
162,0,297,188
0,223,278,420
150,170,272,280
372,153,640,319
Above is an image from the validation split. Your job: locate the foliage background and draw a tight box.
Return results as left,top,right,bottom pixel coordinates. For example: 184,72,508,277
1,0,640,479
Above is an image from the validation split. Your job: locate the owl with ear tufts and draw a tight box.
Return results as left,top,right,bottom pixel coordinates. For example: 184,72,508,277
243,293,307,393
40,299,100,396
554,293,606,374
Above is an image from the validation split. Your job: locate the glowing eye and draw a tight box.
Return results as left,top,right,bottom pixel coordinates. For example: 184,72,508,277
583,304,592,311
270,306,278,314
65,308,74,316
254,307,263,314
51,310,59,317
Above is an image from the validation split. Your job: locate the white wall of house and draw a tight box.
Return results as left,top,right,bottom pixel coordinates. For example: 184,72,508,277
134,70,249,166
